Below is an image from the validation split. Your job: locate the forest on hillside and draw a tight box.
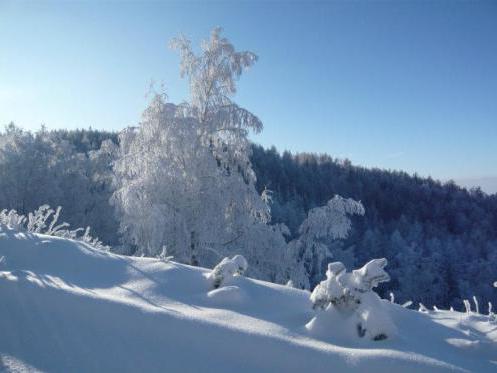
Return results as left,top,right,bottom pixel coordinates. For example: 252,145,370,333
1,125,496,309
251,145,497,307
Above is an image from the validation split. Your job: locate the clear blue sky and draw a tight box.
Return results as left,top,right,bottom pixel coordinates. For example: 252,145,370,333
1,0,496,190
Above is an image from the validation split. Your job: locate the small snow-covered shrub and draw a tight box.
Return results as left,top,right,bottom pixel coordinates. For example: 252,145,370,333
158,246,174,263
472,296,480,314
306,258,396,341
0,206,109,251
489,302,496,324
490,282,497,323
208,255,248,289
419,303,429,313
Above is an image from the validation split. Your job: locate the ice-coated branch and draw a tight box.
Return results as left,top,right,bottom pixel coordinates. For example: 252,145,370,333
0,206,109,251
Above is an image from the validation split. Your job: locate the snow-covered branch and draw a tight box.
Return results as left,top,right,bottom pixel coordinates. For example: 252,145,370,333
0,206,109,251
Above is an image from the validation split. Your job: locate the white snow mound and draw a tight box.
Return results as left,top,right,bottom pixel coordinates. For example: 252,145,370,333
1,226,496,372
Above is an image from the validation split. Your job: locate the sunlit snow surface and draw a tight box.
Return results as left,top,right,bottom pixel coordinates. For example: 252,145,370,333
1,226,496,372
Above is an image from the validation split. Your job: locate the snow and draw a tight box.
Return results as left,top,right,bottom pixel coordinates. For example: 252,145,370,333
1,226,496,372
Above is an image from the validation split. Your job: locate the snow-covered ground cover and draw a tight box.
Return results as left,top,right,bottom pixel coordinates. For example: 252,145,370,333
1,225,496,372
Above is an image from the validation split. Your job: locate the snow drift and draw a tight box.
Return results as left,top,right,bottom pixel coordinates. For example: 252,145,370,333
1,225,496,372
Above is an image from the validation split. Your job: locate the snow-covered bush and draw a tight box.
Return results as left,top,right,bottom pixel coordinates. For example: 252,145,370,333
208,255,248,289
306,258,396,341
489,302,496,323
472,296,480,314
0,206,109,251
419,303,429,313
158,246,174,263
490,282,497,323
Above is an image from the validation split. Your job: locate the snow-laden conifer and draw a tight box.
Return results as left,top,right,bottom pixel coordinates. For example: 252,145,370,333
306,258,396,341
208,255,248,289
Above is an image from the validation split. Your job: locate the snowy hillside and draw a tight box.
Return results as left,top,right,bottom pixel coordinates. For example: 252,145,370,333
1,226,496,372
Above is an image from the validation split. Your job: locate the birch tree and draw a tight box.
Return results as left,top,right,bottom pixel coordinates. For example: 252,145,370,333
112,29,288,279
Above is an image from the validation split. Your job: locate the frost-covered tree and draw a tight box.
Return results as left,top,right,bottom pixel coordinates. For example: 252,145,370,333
170,27,261,179
0,124,119,244
111,29,290,281
288,196,365,288
0,124,61,213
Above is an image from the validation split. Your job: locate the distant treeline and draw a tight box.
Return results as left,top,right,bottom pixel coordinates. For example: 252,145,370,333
251,145,497,308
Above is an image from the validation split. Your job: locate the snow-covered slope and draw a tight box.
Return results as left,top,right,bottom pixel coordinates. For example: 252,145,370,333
1,226,496,372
